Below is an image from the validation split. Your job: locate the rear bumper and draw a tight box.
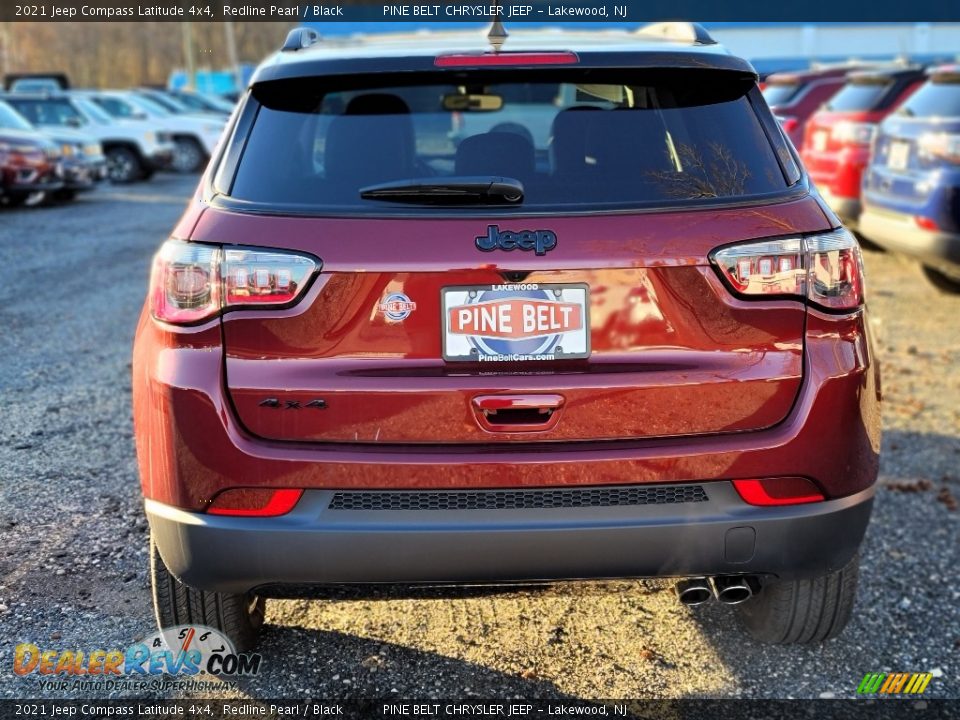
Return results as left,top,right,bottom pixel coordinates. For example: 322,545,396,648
147,484,874,594
860,207,960,272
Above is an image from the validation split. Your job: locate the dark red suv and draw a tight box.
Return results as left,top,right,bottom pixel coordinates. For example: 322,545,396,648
133,24,880,651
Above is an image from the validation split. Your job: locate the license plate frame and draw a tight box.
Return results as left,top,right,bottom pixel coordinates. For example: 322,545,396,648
441,283,590,363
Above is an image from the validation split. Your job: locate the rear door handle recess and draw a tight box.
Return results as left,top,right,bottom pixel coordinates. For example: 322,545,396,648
471,394,565,433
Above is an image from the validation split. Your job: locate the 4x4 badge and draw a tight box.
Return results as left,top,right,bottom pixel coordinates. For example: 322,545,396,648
476,225,557,256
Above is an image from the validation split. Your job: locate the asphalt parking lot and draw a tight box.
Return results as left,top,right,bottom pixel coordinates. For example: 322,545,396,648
0,174,957,701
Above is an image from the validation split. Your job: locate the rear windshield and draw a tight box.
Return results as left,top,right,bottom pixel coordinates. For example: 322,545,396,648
825,81,891,111
897,79,960,118
762,82,801,106
5,98,85,127
226,71,797,212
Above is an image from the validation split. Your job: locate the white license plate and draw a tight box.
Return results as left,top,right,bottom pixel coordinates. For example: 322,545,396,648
812,130,829,152
442,283,590,362
888,141,910,170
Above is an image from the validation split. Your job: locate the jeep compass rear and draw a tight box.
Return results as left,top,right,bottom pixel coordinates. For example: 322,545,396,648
133,24,880,650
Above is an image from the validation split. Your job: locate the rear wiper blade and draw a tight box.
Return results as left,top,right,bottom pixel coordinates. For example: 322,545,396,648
360,176,524,205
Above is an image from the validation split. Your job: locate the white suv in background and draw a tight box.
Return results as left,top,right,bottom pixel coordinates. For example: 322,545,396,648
84,90,225,173
2,93,174,183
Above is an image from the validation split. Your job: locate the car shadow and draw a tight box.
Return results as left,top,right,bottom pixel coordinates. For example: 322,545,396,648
232,624,572,699
678,428,959,699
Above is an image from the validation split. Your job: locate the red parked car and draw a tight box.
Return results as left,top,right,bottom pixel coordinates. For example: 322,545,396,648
801,66,927,229
134,24,880,651
763,65,871,147
0,127,63,207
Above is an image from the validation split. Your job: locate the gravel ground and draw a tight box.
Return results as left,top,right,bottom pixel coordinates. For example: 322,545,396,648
0,175,957,701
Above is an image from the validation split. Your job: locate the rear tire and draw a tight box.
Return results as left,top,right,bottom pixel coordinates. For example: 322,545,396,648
734,554,859,644
921,265,960,294
150,534,265,652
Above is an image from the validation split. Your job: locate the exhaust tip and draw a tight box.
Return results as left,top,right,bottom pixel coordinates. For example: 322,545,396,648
675,578,712,606
713,576,754,605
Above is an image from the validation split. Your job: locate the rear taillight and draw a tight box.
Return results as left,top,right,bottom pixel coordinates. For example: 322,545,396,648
918,132,960,164
831,121,877,146
150,240,318,325
711,229,864,312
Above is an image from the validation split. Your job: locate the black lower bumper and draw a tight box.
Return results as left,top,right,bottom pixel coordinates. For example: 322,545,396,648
147,483,874,595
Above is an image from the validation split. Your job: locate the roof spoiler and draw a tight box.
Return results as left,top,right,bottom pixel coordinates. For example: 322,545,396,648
281,27,320,52
635,22,717,46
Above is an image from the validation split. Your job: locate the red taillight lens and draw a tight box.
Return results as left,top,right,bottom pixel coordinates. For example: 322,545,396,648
150,240,318,324
915,216,940,231
207,488,303,517
711,229,864,311
778,116,799,135
733,477,825,506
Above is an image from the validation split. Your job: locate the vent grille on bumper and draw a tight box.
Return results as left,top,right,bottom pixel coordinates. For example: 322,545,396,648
328,485,708,511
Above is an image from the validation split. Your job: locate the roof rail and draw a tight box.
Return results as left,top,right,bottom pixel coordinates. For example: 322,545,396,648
636,22,717,46
281,27,321,52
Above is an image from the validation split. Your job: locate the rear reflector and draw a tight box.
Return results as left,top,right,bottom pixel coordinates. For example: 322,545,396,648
733,478,825,506
208,489,303,517
915,216,940,231
435,52,578,67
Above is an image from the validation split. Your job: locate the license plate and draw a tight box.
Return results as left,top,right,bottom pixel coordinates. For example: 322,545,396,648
813,130,829,152
888,141,910,170
442,283,590,362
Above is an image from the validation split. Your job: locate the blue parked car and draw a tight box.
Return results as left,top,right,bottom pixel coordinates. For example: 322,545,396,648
860,65,960,292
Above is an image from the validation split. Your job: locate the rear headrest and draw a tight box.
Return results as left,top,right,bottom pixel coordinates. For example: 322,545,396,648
324,93,415,188
455,131,535,180
550,106,601,175
345,93,411,116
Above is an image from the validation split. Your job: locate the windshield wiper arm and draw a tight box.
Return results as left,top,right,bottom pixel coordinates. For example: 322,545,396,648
360,176,524,205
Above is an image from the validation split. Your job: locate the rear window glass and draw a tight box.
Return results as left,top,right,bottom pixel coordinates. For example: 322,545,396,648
897,80,960,118
762,82,801,106
227,71,796,212
6,98,85,127
825,82,891,111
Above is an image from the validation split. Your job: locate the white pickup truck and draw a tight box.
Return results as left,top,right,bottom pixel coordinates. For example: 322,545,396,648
3,93,175,183
83,90,226,174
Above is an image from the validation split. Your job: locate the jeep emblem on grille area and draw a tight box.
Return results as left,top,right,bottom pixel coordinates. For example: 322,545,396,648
475,225,557,256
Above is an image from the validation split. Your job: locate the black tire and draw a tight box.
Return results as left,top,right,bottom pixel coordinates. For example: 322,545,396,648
52,188,78,202
171,137,206,173
150,534,265,652
853,231,884,253
734,554,859,644
921,265,960,294
3,192,30,207
106,146,144,184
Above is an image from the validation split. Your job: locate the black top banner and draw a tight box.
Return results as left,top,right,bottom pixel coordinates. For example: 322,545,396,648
6,0,960,22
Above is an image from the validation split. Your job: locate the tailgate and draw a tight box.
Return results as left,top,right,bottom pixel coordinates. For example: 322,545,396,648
196,199,830,445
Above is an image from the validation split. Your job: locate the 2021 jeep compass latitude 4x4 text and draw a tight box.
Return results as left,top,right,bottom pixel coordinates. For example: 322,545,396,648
133,23,880,650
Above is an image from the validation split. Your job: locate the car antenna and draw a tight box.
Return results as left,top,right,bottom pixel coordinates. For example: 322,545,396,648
487,0,508,53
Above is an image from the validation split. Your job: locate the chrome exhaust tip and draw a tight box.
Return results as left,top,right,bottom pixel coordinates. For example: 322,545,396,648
713,575,754,605
675,577,713,606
